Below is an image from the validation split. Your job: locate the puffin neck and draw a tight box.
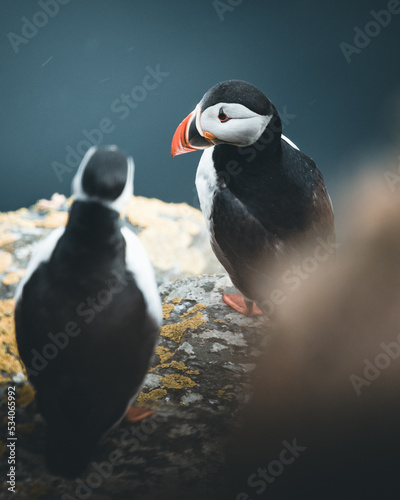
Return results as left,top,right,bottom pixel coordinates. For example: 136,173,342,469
212,113,283,179
65,201,122,244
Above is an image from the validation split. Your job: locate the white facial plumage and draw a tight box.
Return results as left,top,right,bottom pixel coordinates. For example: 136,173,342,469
199,102,273,147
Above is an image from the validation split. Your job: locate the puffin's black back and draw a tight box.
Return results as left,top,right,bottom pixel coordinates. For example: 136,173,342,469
15,202,158,477
15,201,158,477
15,144,160,478
210,131,334,307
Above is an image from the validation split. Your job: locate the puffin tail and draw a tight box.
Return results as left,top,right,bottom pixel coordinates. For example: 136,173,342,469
45,427,94,479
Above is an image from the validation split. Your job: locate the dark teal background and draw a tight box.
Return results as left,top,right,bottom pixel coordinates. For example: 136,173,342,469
0,0,399,211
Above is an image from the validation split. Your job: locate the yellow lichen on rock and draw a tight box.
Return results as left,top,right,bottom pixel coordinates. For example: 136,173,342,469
126,196,204,229
161,311,206,343
0,232,17,247
171,298,182,304
217,387,233,399
137,388,167,406
36,211,68,229
2,270,25,286
162,303,175,320
160,373,196,389
214,319,225,324
186,369,200,376
160,360,187,371
0,208,37,229
180,303,207,318
0,299,26,383
125,196,216,276
0,252,12,274
155,346,174,364
16,384,35,407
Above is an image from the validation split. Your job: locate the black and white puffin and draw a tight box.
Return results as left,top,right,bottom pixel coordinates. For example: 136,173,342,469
14,146,162,478
171,80,335,315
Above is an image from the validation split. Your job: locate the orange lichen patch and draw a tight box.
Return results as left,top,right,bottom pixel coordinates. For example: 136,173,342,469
180,303,207,318
160,311,206,343
0,299,26,383
162,303,175,320
186,369,200,376
160,373,196,389
126,196,204,230
36,210,68,228
171,297,182,304
125,196,210,274
155,346,174,364
0,298,14,316
137,388,167,406
16,384,35,407
0,208,37,229
0,232,17,247
2,270,25,286
0,252,12,274
214,319,225,324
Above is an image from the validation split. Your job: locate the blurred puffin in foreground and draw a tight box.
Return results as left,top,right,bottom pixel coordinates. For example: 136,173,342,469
222,175,400,499
171,80,334,315
15,146,162,478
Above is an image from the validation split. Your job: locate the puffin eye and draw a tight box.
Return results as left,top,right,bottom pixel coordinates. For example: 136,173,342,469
218,109,229,122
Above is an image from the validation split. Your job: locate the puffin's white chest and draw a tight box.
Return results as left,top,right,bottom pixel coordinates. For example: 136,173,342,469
195,147,219,233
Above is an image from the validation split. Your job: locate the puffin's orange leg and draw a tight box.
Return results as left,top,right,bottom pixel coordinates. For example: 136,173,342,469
222,293,263,316
124,405,156,423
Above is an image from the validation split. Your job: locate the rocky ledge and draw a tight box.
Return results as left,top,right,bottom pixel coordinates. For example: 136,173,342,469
0,194,224,298
0,197,271,500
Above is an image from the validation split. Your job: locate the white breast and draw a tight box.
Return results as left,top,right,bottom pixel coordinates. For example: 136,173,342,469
15,226,65,304
195,147,219,233
120,226,162,326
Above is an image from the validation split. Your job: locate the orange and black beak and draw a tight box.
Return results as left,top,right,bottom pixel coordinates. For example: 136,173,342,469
171,107,215,157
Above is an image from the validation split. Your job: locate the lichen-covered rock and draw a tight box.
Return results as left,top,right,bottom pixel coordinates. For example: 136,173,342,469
0,273,271,500
0,195,224,301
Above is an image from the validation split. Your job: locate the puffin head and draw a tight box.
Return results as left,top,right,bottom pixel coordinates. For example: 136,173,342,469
171,80,279,156
72,145,134,213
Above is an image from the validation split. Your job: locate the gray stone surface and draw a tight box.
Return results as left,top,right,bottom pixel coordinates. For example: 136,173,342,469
0,274,271,500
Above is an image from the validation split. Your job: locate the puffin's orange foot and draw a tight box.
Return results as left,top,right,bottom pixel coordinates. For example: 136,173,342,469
124,405,156,423
222,293,263,316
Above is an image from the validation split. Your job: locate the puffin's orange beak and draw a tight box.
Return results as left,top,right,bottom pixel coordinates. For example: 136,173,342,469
171,108,214,157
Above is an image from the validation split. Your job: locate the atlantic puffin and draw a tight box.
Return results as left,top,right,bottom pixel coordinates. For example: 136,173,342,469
14,146,162,478
171,80,335,315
